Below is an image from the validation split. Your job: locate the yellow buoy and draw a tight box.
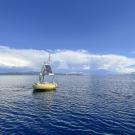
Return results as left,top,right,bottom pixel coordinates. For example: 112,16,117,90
33,53,58,91
33,82,57,91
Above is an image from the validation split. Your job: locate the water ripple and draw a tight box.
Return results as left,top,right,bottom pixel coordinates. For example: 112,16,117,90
0,75,135,135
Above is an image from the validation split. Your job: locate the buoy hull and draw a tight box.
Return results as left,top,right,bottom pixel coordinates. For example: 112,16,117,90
33,83,57,91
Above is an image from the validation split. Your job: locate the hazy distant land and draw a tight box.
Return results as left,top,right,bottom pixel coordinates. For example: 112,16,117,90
0,72,84,76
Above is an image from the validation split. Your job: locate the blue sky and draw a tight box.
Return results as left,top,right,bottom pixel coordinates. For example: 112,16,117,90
0,0,135,54
0,0,135,73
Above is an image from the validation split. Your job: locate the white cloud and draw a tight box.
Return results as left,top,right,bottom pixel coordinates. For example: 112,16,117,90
0,45,135,73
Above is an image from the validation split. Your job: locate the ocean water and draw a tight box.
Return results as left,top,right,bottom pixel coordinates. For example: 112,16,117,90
0,75,135,135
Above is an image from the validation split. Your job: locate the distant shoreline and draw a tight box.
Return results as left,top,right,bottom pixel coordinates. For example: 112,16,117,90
0,72,84,76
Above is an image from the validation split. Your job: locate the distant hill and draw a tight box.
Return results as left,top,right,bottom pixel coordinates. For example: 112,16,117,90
0,72,39,75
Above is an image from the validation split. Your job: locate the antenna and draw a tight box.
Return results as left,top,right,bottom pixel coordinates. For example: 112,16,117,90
47,53,51,64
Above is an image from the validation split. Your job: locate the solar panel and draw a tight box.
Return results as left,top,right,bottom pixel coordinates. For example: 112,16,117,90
45,64,52,74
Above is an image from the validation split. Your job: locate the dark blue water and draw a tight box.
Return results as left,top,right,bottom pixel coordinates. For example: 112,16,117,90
0,75,135,135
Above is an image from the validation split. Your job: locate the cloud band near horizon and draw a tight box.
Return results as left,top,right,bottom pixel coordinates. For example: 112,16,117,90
0,45,135,74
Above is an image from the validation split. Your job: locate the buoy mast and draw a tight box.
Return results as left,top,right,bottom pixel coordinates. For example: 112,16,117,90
39,53,54,83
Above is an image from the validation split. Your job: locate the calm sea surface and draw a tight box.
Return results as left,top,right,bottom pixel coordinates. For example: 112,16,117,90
0,75,135,135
